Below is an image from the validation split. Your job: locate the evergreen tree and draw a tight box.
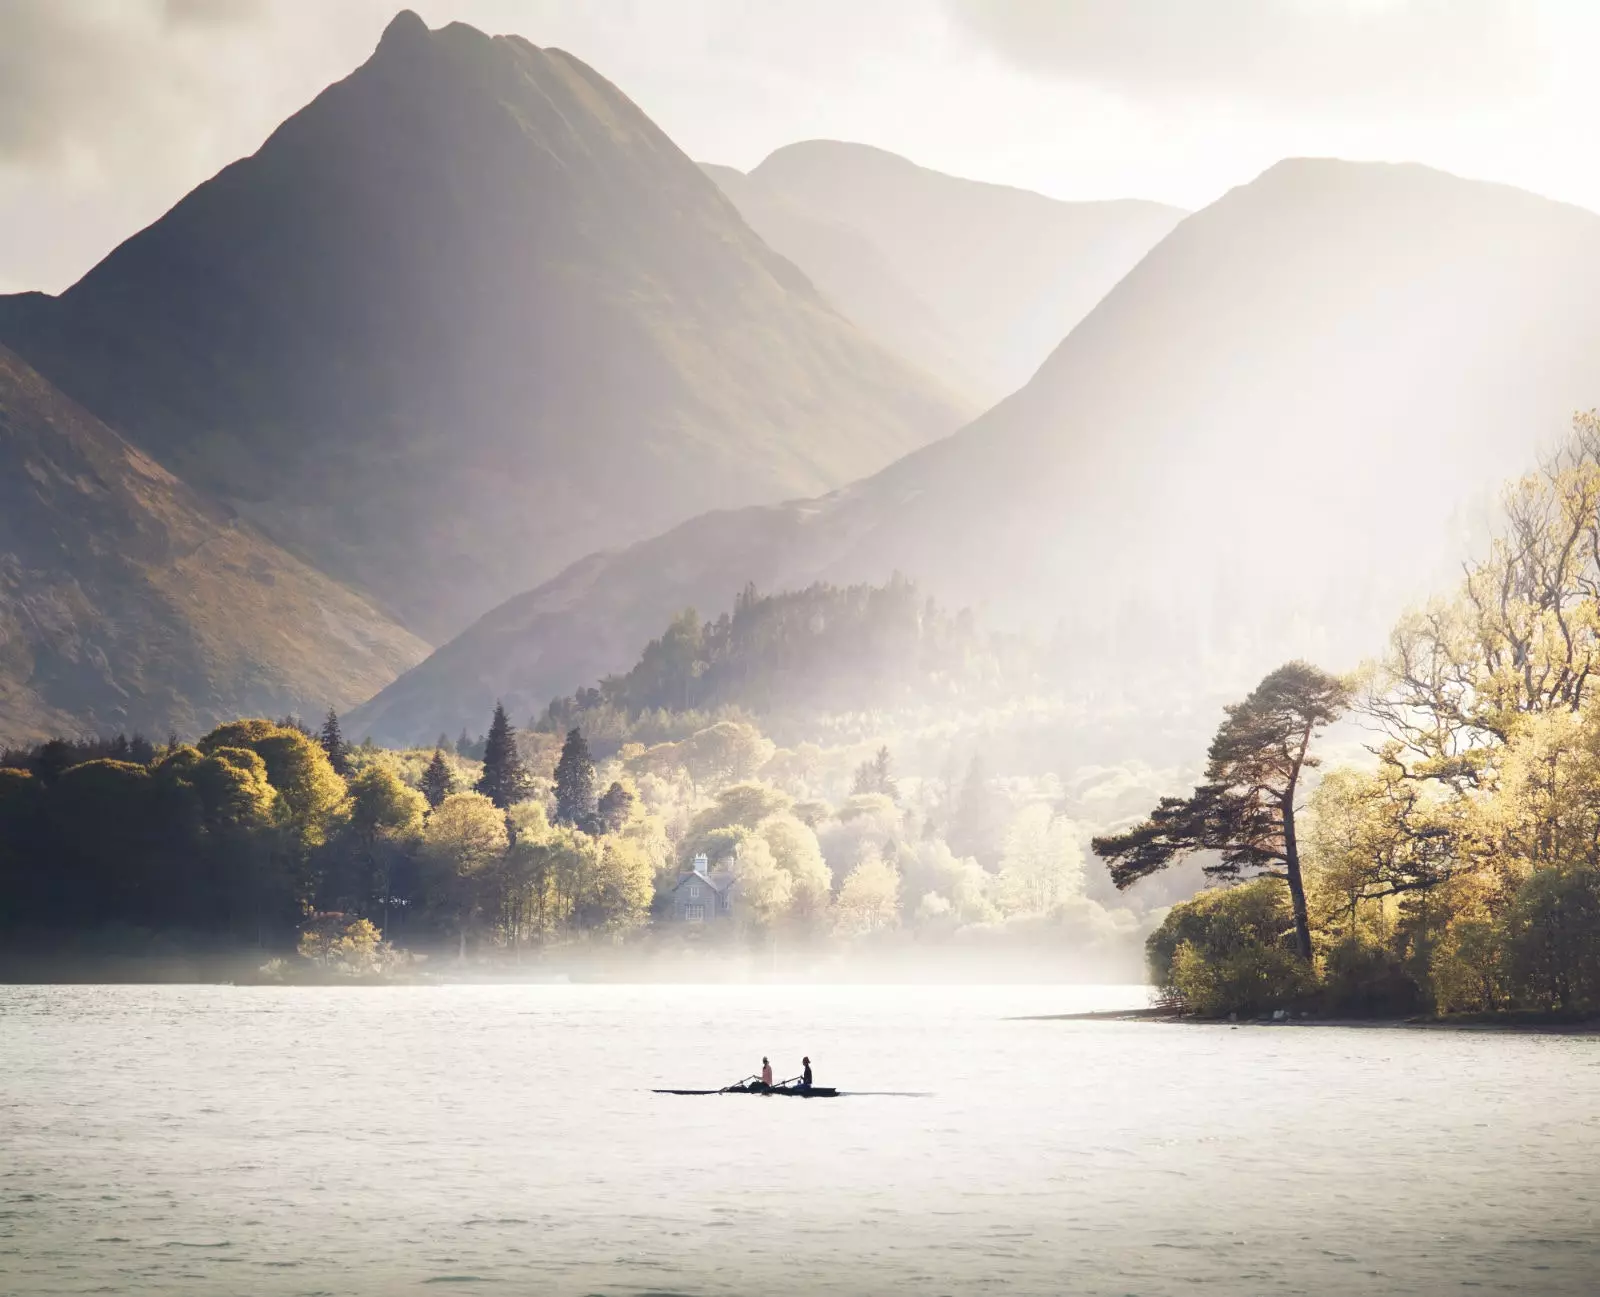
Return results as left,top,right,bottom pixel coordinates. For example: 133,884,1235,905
1092,661,1348,961
852,745,899,801
456,728,473,758
951,755,1002,868
554,728,598,828
596,780,634,833
474,703,526,810
421,749,456,810
319,709,351,777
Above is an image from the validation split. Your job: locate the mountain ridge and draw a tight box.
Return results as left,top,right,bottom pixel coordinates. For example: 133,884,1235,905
349,156,1600,745
0,11,968,643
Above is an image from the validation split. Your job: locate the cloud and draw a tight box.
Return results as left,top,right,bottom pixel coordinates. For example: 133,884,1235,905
945,0,1548,108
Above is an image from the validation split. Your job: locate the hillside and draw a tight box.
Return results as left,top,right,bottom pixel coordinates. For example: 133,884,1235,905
350,159,1600,745
0,345,426,746
0,12,966,642
700,161,986,402
741,141,1186,402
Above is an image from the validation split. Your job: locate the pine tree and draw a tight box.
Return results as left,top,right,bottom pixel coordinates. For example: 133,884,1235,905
474,703,526,810
456,728,473,758
596,780,634,834
319,708,351,776
421,749,456,810
951,755,1002,868
1092,661,1348,961
852,745,899,801
554,727,597,828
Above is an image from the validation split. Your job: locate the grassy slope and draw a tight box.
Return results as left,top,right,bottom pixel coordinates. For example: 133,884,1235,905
0,345,427,745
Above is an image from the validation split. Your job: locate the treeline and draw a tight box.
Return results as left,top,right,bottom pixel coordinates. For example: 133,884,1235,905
1099,416,1600,1018
1,695,1150,973
537,576,1030,753
0,709,658,964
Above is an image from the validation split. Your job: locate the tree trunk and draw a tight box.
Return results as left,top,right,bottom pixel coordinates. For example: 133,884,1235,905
1281,794,1315,962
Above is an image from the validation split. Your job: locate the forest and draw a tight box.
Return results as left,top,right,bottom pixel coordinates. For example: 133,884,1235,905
1098,415,1600,1018
536,575,1039,753
8,421,1600,1010
0,681,1139,979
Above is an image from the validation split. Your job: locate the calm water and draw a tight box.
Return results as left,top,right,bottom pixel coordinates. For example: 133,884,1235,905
2,983,1597,1296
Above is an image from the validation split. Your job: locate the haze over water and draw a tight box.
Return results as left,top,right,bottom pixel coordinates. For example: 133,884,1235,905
3,984,1597,1295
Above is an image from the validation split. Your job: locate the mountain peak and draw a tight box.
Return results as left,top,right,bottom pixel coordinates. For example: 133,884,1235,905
377,8,430,53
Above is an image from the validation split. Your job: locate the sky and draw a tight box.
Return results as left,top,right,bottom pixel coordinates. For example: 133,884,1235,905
1,0,1596,294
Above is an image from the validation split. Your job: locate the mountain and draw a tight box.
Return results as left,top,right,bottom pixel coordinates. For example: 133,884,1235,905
734,141,1186,403
0,345,426,747
0,12,966,643
700,161,986,401
350,159,1600,745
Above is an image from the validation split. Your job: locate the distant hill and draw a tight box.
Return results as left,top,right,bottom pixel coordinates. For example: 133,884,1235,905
0,345,426,746
700,161,986,402
350,160,1600,745
730,140,1186,402
0,12,966,642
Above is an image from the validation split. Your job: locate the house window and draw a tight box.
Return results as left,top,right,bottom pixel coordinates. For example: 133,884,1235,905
685,904,706,923
688,884,701,899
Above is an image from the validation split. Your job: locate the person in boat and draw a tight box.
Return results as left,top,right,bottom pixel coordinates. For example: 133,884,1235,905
800,1056,813,1091
760,1057,773,1088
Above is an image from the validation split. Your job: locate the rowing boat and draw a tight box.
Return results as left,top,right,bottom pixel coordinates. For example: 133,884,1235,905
653,1083,840,1098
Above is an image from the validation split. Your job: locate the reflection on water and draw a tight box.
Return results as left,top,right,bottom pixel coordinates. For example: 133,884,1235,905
2,983,1597,1295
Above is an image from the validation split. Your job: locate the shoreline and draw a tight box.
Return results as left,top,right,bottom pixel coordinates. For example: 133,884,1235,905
1013,1007,1600,1034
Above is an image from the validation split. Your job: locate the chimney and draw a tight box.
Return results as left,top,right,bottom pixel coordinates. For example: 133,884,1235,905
692,853,709,877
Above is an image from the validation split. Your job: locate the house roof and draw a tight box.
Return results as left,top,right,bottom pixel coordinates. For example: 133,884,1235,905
671,870,733,894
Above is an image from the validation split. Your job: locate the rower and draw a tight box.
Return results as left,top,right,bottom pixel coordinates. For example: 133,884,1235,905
761,1057,773,1087
801,1056,813,1091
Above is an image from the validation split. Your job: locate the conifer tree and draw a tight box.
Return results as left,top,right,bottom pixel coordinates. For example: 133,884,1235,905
951,755,1002,866
554,727,598,828
1092,661,1347,961
596,780,634,833
319,708,351,777
474,703,526,810
421,748,456,810
852,745,899,801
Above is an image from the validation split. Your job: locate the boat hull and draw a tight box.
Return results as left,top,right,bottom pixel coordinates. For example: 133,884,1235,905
653,1086,840,1098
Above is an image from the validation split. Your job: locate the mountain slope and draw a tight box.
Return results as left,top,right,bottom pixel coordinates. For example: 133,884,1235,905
0,345,426,746
700,161,986,402
0,12,966,642
745,140,1186,401
350,159,1600,744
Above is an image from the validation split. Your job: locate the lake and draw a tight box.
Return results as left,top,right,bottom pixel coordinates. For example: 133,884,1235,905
2,983,1597,1295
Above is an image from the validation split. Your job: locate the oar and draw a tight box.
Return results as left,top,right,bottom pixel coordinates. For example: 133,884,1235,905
775,1074,804,1090
718,1074,758,1093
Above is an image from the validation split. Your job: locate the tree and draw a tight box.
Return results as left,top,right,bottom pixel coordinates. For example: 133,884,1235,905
319,709,351,777
421,749,457,810
199,720,347,852
475,703,527,810
337,766,426,926
1092,662,1348,961
834,851,901,936
996,803,1084,916
1146,879,1315,1016
950,755,1002,866
554,728,597,827
851,746,899,801
421,791,509,956
677,721,774,788
596,781,635,833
